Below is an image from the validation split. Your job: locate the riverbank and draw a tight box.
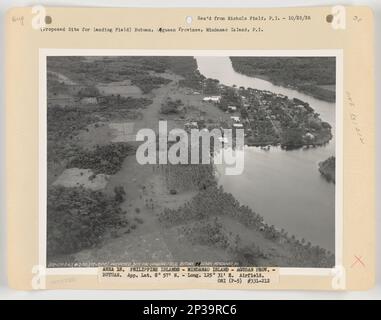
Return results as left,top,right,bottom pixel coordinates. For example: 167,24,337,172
159,171,335,267
241,73,336,103
196,56,335,252
230,57,336,102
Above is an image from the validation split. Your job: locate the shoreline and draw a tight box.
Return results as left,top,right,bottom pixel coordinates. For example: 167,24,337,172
161,163,335,267
229,57,336,103
251,74,336,103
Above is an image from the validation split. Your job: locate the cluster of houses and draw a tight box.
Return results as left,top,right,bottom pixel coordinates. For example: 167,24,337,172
202,95,221,103
230,115,244,129
192,85,326,149
79,97,99,105
201,94,245,131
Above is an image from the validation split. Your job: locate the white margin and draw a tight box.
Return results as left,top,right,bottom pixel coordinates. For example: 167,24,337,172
39,50,47,272
39,49,343,279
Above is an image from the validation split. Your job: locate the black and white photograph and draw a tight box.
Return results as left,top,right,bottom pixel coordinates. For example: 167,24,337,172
45,53,338,269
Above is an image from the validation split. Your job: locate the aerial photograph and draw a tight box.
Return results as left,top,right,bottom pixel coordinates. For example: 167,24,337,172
46,55,336,268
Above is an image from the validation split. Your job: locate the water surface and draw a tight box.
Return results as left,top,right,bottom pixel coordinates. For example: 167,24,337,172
196,56,335,252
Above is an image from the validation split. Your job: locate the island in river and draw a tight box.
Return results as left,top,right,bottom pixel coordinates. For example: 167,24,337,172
319,156,336,183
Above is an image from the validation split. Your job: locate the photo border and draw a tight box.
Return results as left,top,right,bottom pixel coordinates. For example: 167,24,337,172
39,49,343,278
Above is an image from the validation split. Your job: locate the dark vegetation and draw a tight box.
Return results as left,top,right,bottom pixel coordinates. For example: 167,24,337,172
47,107,99,164
114,186,127,203
230,57,336,102
132,76,171,94
181,219,230,249
160,98,183,114
281,128,305,149
218,86,242,111
98,95,152,109
68,143,134,175
163,163,216,192
164,57,204,91
233,244,267,266
319,156,336,183
47,186,128,258
159,185,263,227
203,78,220,95
180,216,267,266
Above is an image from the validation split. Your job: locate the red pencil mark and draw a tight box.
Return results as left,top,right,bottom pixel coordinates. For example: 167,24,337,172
351,255,365,268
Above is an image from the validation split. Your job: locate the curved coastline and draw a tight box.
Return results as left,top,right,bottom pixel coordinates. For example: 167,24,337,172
195,56,336,254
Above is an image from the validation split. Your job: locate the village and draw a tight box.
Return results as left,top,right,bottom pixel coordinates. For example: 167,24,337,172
180,80,332,150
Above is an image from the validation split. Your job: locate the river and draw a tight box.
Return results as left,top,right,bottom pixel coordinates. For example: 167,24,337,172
196,56,335,252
